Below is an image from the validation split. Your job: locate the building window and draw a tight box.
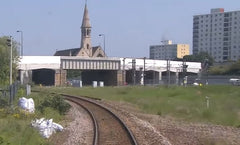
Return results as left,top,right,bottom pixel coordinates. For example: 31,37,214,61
87,29,90,35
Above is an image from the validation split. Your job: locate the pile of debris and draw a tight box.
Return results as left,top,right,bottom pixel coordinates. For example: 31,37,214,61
18,97,63,138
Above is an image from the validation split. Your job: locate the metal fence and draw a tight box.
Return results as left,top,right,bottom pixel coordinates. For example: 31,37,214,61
0,82,20,106
144,75,239,86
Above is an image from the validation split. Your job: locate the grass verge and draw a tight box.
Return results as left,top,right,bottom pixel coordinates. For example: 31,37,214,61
36,85,240,127
0,88,70,145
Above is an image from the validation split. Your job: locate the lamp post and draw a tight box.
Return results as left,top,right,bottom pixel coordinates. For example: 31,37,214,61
122,58,126,85
132,59,136,85
17,30,23,57
143,57,146,86
167,59,171,87
99,34,105,57
204,59,209,85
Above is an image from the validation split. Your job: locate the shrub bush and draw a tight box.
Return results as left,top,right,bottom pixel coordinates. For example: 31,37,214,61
37,94,70,115
0,98,8,108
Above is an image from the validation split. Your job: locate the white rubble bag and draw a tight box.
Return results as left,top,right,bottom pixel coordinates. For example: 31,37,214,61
31,118,63,138
193,82,199,86
18,97,35,113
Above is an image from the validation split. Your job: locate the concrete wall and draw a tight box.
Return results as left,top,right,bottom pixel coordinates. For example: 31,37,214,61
19,70,32,85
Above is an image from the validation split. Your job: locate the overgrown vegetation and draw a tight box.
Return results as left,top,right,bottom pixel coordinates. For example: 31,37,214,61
182,52,214,66
209,60,240,75
37,85,240,127
67,70,82,79
0,36,19,85
0,87,70,145
0,98,8,108
37,93,71,115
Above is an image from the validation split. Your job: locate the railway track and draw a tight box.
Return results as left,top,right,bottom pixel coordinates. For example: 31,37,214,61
63,94,138,145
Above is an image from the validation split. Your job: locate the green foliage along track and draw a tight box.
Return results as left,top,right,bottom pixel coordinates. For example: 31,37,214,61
37,85,240,127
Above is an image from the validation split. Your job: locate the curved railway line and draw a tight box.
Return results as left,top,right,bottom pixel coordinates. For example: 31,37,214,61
63,94,138,145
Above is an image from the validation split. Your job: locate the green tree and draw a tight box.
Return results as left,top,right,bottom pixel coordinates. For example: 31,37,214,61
227,60,240,75
183,52,214,66
208,60,240,75
208,65,229,75
67,70,81,79
0,36,19,85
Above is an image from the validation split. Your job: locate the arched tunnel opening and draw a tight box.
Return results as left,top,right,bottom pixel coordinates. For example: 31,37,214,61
81,70,118,86
32,69,55,86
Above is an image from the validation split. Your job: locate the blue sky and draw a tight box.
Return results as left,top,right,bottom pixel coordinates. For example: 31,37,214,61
1,0,240,58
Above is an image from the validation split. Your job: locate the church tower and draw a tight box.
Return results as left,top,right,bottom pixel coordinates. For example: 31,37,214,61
80,3,92,57
54,2,106,57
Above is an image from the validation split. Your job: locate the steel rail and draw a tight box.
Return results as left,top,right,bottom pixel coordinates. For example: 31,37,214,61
63,94,138,145
65,97,98,145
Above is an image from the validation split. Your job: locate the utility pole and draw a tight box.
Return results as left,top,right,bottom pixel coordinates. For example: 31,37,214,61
132,59,136,85
204,59,209,85
99,34,106,57
182,59,188,86
176,69,179,85
122,58,126,85
143,57,146,86
10,36,12,85
17,30,23,57
167,59,170,87
7,36,13,85
7,36,13,106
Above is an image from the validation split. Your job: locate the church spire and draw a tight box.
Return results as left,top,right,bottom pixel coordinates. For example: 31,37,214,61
80,2,92,57
81,2,91,28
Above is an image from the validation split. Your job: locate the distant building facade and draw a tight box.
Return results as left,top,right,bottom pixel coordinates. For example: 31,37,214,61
149,40,189,60
54,4,106,57
193,8,240,62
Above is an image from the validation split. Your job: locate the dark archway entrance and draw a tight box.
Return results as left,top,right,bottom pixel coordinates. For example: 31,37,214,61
81,70,117,86
32,69,55,86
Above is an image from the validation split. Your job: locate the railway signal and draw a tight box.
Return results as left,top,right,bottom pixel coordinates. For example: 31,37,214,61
6,38,11,46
